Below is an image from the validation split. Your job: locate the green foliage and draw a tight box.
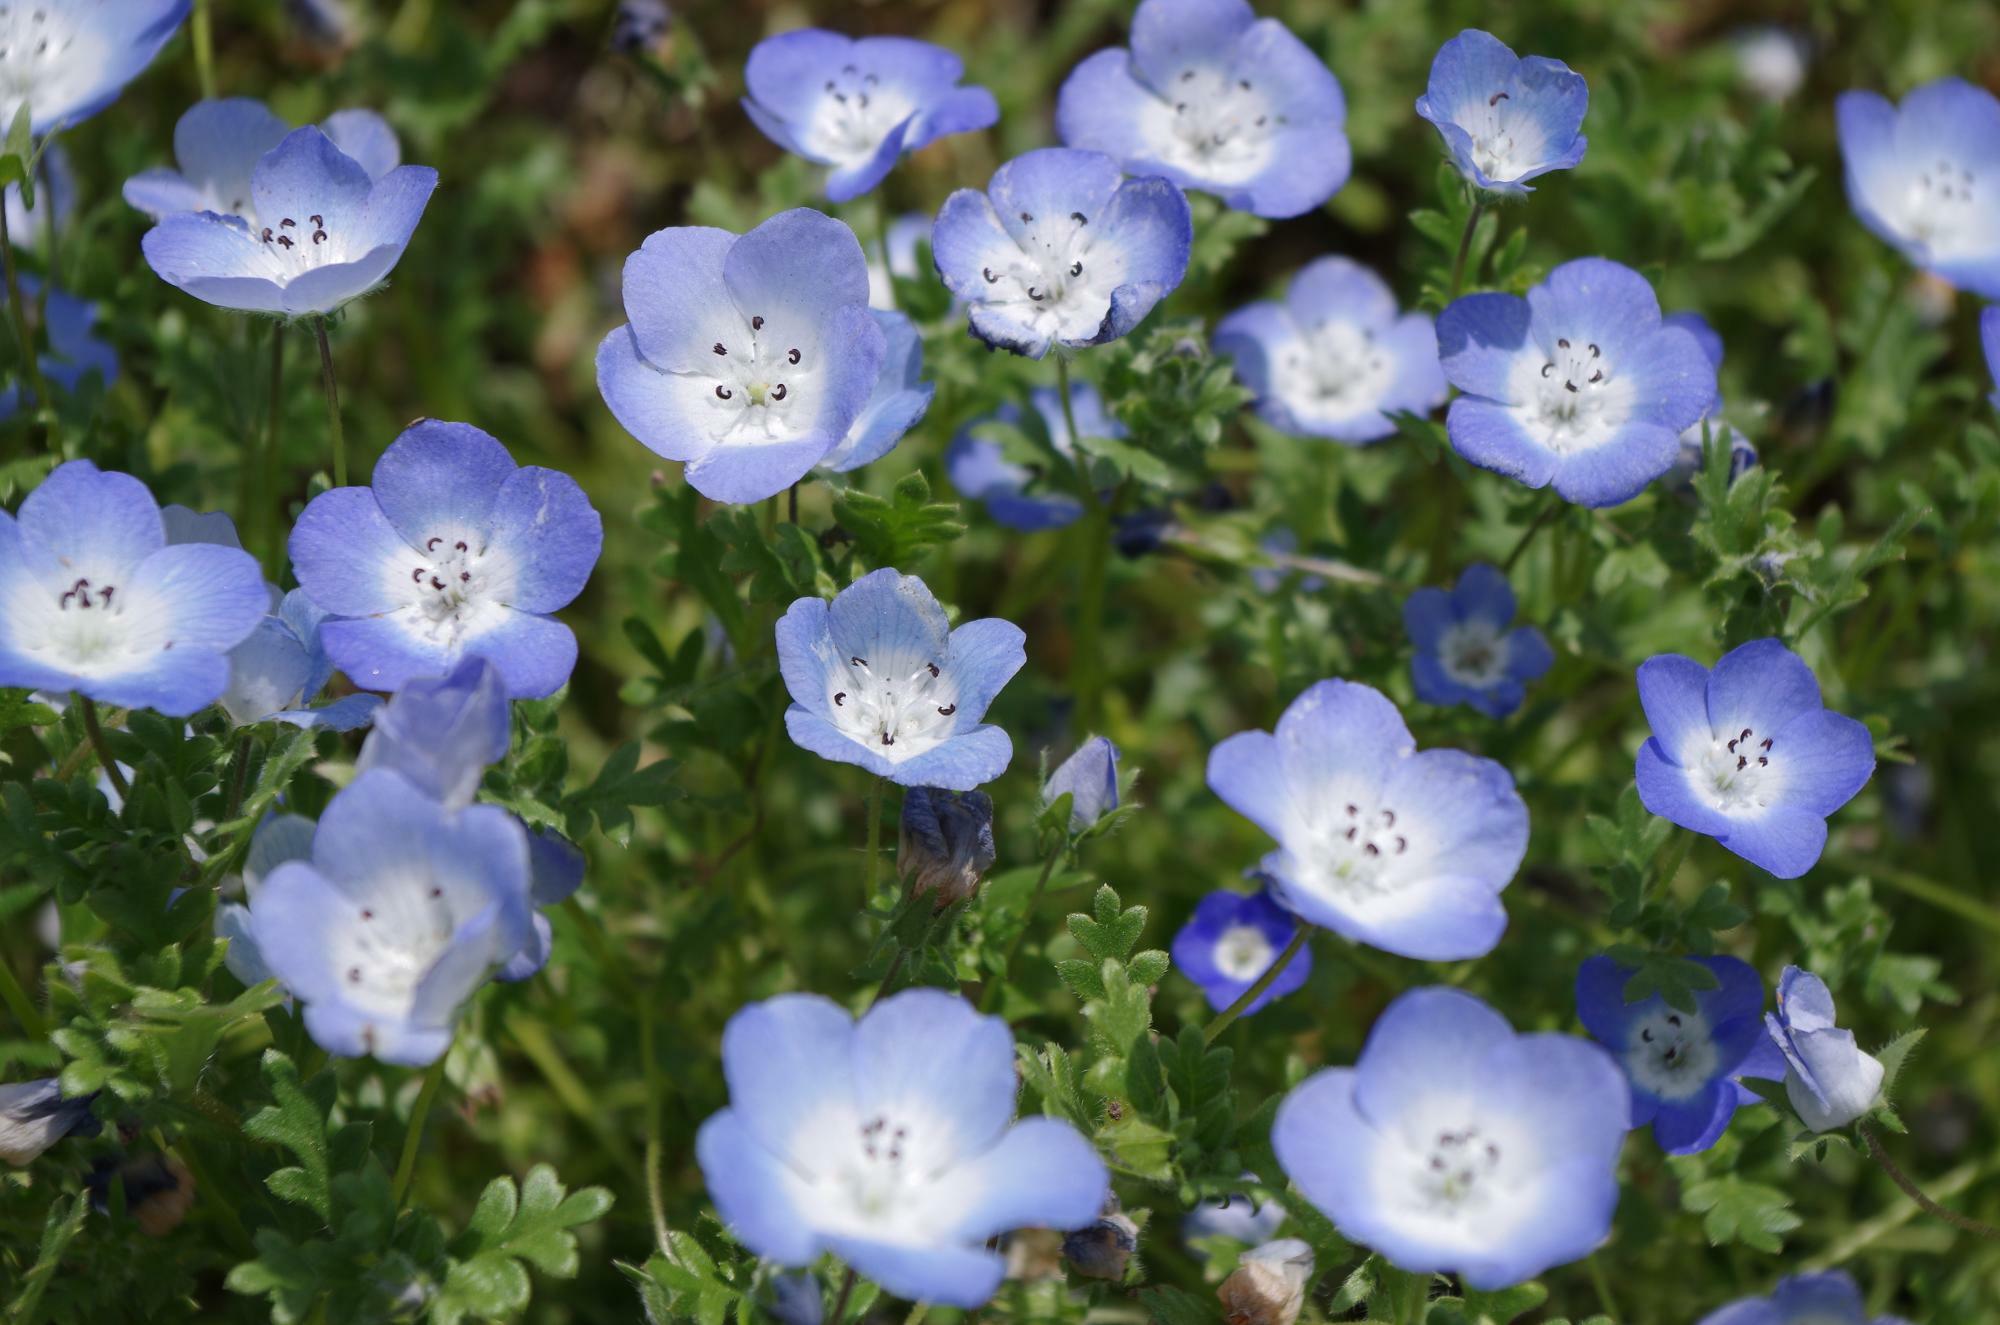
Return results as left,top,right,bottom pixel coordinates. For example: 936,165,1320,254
832,469,967,568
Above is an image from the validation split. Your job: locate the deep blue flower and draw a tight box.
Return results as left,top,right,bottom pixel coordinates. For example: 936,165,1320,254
932,147,1192,359
1661,311,1758,489
1273,987,1627,1289
1171,886,1311,1015
694,988,1107,1308
1044,735,1119,830
776,569,1025,790
1215,257,1445,444
1837,79,2000,298
290,420,602,700
945,382,1121,531
0,279,117,421
1698,1271,1911,1325
598,208,886,502
743,31,998,203
1766,966,1885,1133
1984,306,1999,409
1403,563,1552,719
0,1,189,134
1415,30,1587,195
868,213,929,310
125,98,400,218
1634,638,1874,878
898,786,996,906
1207,680,1526,960
3,145,73,252
0,461,266,715
0,1079,99,1166
1437,258,1717,507
1575,954,1770,1154
245,768,535,1065
816,309,934,473
1056,0,1347,219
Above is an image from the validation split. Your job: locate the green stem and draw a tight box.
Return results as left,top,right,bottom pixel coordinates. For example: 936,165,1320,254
0,200,50,432
1446,194,1487,301
313,317,346,487
828,1268,858,1324
903,1304,929,1325
874,212,897,311
1202,925,1310,1046
980,842,1065,1012
1648,826,1693,900
1858,1123,2000,1241
262,323,286,576
222,731,253,821
0,953,46,1040
873,945,909,1003
638,1001,671,1255
1585,1252,1620,1319
77,696,129,801
1501,496,1560,573
1056,356,1110,733
1826,856,2000,938
1803,1157,1984,1272
191,0,217,99
390,1054,449,1209
863,775,885,904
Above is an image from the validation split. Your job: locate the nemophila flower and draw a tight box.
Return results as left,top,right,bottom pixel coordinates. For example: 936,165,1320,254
290,420,602,699
932,148,1192,358
1575,955,1769,1154
1171,886,1311,1015
1766,966,1885,1133
1661,311,1758,489
598,208,885,503
1273,987,1627,1289
696,988,1106,1307
868,213,929,310
1207,680,1527,960
945,383,1120,531
1185,1190,1287,1250
124,98,400,218
776,569,1025,790
221,589,382,731
0,279,117,421
1983,306,1999,409
246,768,534,1065
816,309,933,473
1,1080,98,1166
0,461,265,715
1698,1270,1911,1325
1218,1238,1313,1325
216,810,316,986
743,31,997,204
898,786,996,906
1403,563,1552,719
1634,638,1874,878
141,125,438,317
0,0,188,134
3,145,73,250
1437,258,1717,507
1044,734,1119,830
1063,1209,1139,1281
1055,0,1347,219
1215,257,1445,445
1415,30,1587,195
1837,79,2000,299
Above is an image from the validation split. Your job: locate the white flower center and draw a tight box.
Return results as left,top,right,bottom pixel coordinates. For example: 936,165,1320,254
331,882,458,1024
390,525,511,653
1213,923,1275,981
1407,1123,1507,1214
7,567,176,676
0,6,98,123
1898,156,1979,254
1622,1007,1719,1100
250,207,359,282
1277,320,1393,414
1438,620,1507,689
1690,723,1778,814
703,316,818,445
825,649,962,762
1301,800,1412,900
1459,88,1541,183
805,63,916,166
1509,334,1635,453
1149,65,1280,183
976,209,1119,343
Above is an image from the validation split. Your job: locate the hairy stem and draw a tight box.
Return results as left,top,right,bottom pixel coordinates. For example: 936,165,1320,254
1447,193,1487,301
1056,356,1110,733
980,842,1065,1013
262,323,286,576
391,1054,450,1210
77,696,129,801
1203,925,1311,1045
0,201,50,435
1501,496,1561,573
313,317,346,487
191,0,218,99
1859,1123,2000,1241
639,1001,671,1255
828,1267,859,1324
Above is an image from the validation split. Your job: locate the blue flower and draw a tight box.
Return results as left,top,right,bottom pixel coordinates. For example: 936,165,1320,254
1633,638,1874,878
743,31,998,203
0,461,266,716
290,420,602,700
1044,735,1119,830
1414,30,1587,195
694,988,1107,1308
0,1,189,134
932,148,1192,359
1837,79,2000,299
898,786,996,906
1215,257,1445,444
1698,1271,1911,1325
1182,1190,1286,1251
1765,966,1885,1133
1983,306,1999,409
124,97,400,218
1207,680,1526,960
141,125,438,317
4,144,73,252
597,208,886,503
1170,886,1311,1015
1403,563,1552,719
0,1079,99,1166
868,213,930,310
1575,954,1771,1154
816,309,934,473
945,382,1121,531
1661,311,1758,489
776,569,1025,791
244,768,535,1065
221,590,383,731
1274,987,1627,1289
216,810,316,986
0,279,117,421
1437,258,1717,507
1055,0,1347,219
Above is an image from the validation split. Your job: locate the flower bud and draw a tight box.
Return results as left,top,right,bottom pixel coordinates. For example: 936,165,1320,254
1218,1238,1314,1325
0,1080,98,1166
1044,736,1119,831
1061,1210,1138,1281
898,787,996,907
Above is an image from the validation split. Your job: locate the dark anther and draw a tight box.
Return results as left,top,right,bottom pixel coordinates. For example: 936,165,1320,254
1395,836,1407,853
1181,69,1195,81
937,703,956,716
361,909,373,920
1069,261,1083,277
1641,1028,1653,1042
1344,826,1357,841
1541,363,1554,378
280,217,296,227
772,384,788,401
1019,210,1033,222
348,967,362,983
842,63,857,74
411,568,424,582
1558,337,1570,349
981,266,998,283
1760,737,1773,750
1588,343,1601,357
833,92,847,104
1490,90,1511,105
864,73,878,86
1664,1047,1679,1061
926,662,940,677
429,887,443,899
459,572,471,583
1740,728,1752,741
260,227,273,242
1383,809,1396,826
858,94,870,110
1364,843,1380,856
1346,804,1358,816
430,577,446,591
1758,756,1768,766
1070,211,1087,224
277,235,294,248
310,214,324,227
1027,287,1044,301
1564,380,1578,393
1737,756,1748,770
1239,78,1251,90
834,692,846,706
427,537,443,551
751,315,765,330
824,79,835,91
713,342,727,355
1175,102,1187,113
715,385,733,400
1729,739,1739,752
788,347,801,364
880,733,895,746
1667,1015,1682,1027
851,655,867,667
1589,370,1603,383
454,541,468,552
1255,115,1268,127
312,230,327,244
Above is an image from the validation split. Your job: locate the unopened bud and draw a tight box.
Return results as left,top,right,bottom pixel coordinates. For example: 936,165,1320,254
1062,1211,1138,1281
898,787,996,907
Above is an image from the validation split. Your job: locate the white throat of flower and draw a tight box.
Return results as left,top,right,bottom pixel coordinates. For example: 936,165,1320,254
1213,923,1275,981
1687,722,1781,815
1278,319,1393,417
1622,1005,1719,1100
1376,1107,1533,1232
10,560,167,677
825,646,961,762
1149,64,1281,184
977,208,1120,343
395,522,512,648
804,62,917,167
1509,334,1636,453
250,206,361,283
0,6,99,123
1299,799,1412,902
329,876,463,1039
702,313,819,445
794,1107,962,1245
1456,87,1548,183
1896,155,1980,257
1438,619,1508,689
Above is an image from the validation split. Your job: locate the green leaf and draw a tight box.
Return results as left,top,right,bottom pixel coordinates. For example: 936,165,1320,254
1677,1171,1801,1252
438,1164,615,1324
241,1049,342,1220
564,739,680,843
833,470,966,568
7,1192,87,1322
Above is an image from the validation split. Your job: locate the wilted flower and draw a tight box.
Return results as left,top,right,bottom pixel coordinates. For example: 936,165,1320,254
1056,0,1348,219
694,989,1107,1307
1403,563,1553,719
0,0,189,134
0,279,117,420
898,786,996,906
125,98,400,218
945,382,1121,531
815,309,934,474
1044,735,1119,830
1765,966,1886,1133
0,1080,98,1166
1415,29,1587,195
1274,988,1628,1288
1062,1209,1138,1280
1218,1238,1313,1325
1171,886,1310,1015
1697,1270,1911,1325
88,1154,195,1237
1837,79,2000,298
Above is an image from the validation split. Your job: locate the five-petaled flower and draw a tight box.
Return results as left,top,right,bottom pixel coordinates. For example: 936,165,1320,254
776,569,1025,790
1415,29,1587,195
932,147,1192,359
125,97,400,218
0,0,188,134
597,208,886,503
945,382,1120,531
1215,256,1445,445
1437,258,1718,507
1697,1270,1911,1325
1273,987,1628,1289
1207,680,1527,960
1634,638,1874,878
1171,885,1311,1016
1765,966,1886,1134
1837,78,2000,299
816,309,935,474
290,419,603,700
694,988,1108,1308
1403,563,1553,719
1044,735,1120,831
0,461,267,716
742,30,998,203
1575,954,1778,1154
1056,0,1348,219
